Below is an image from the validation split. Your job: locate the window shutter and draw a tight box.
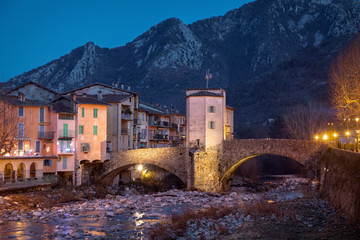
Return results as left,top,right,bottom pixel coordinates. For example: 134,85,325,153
82,108,85,117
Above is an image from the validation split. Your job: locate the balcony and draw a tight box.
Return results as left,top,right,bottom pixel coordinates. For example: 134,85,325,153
38,131,54,140
121,129,129,135
58,130,75,138
58,148,74,155
149,121,170,128
149,134,169,141
170,136,181,142
121,114,133,120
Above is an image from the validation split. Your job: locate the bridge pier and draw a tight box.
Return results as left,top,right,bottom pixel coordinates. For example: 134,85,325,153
192,148,223,192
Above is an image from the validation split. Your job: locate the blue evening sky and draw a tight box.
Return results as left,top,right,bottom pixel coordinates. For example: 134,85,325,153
0,0,253,82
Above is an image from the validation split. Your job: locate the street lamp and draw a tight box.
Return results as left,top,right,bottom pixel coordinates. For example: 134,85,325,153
314,135,319,140
323,134,328,140
346,131,350,149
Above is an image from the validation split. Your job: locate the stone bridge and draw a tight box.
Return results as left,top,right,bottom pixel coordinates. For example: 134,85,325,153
95,139,327,192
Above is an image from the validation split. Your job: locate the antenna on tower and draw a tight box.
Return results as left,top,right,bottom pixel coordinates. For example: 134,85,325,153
205,69,212,89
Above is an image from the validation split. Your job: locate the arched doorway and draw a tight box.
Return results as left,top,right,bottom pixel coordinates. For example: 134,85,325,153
17,163,25,180
30,162,37,179
4,163,14,181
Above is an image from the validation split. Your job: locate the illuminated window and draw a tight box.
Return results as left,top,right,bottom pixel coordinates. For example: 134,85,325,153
208,106,216,113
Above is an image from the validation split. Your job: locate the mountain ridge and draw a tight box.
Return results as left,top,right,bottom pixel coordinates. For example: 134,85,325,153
4,0,360,137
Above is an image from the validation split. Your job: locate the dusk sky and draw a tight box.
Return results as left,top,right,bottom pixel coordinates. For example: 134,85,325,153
0,0,253,82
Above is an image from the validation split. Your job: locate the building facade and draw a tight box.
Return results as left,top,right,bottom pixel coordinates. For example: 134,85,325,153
186,89,234,150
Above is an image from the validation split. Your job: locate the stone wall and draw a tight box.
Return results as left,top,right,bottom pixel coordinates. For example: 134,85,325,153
320,148,360,220
101,147,189,185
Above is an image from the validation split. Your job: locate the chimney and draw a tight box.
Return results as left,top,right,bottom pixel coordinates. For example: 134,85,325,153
18,92,25,101
71,93,76,101
127,84,131,91
121,83,124,89
97,91,102,100
82,93,87,97
115,83,118,88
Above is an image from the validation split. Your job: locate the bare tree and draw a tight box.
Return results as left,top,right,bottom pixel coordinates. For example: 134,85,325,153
0,97,18,156
283,103,329,140
329,34,360,119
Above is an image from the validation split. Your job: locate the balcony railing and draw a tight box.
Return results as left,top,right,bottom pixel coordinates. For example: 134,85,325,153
149,121,170,127
169,136,182,142
149,134,169,141
121,114,133,120
58,130,75,138
38,131,54,140
121,129,129,135
57,148,74,154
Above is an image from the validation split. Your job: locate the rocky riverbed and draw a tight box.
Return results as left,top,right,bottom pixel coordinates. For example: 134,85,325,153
0,177,358,239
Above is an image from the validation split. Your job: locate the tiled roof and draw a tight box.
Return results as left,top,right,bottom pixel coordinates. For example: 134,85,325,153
139,102,169,116
62,82,138,95
226,105,235,110
0,95,51,107
102,94,131,103
6,81,59,95
187,91,223,97
76,97,110,106
51,102,76,114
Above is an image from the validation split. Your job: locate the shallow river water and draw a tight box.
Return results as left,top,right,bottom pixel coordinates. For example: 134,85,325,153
0,177,308,240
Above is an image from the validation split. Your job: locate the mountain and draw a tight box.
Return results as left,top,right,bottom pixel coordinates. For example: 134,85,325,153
5,0,360,137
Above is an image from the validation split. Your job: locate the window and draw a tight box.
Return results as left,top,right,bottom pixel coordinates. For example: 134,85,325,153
39,125,45,138
44,159,52,166
35,140,41,153
208,106,216,113
81,108,85,117
208,121,216,129
81,143,90,152
59,114,74,120
142,113,145,121
93,125,98,135
79,125,84,134
63,123,68,137
62,157,67,169
18,106,24,117
18,122,24,138
39,107,45,123
59,140,71,153
17,141,23,151
93,108,98,118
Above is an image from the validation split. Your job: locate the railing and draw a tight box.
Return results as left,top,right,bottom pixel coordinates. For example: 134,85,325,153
149,121,170,127
58,148,74,154
149,134,169,140
58,130,75,138
121,114,132,120
0,175,57,189
169,136,181,142
38,131,54,140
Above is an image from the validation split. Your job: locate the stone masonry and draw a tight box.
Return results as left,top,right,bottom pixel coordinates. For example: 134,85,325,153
93,139,327,192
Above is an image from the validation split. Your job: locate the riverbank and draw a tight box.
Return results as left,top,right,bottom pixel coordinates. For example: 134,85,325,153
0,177,358,239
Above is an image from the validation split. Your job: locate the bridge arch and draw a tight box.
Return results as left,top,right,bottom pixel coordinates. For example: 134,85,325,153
219,153,306,191
102,163,186,186
97,147,189,186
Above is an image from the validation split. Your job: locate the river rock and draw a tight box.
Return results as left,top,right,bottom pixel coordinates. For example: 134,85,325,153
106,211,115,217
0,196,5,204
4,196,12,201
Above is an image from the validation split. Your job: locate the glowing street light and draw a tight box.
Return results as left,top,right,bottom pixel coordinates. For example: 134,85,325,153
314,135,319,140
137,164,143,171
323,134,328,140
